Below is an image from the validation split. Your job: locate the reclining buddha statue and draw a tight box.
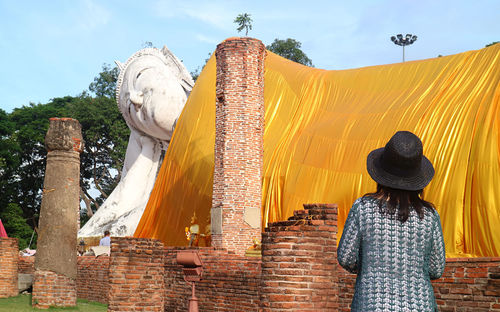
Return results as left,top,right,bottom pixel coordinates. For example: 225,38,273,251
78,45,194,237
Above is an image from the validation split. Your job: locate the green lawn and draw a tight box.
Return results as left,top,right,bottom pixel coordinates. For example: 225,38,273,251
0,295,107,312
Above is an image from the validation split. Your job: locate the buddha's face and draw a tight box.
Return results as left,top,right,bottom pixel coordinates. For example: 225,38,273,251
118,54,188,141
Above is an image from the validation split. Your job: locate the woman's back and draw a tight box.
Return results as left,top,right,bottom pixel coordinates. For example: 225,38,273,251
338,196,445,311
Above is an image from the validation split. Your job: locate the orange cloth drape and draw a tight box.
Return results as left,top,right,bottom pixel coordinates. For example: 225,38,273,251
135,43,500,258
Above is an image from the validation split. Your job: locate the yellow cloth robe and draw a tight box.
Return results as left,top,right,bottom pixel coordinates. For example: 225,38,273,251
135,43,500,258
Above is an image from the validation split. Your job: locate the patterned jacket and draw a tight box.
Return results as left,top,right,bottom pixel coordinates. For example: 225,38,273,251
338,196,446,311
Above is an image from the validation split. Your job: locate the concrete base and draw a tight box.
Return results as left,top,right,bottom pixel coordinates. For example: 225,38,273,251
18,273,33,292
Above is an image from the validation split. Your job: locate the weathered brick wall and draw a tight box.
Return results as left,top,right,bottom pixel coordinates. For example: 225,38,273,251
32,270,77,308
260,203,500,312
334,237,500,311
336,257,500,312
164,247,261,311
17,255,110,304
77,256,110,304
260,204,339,311
19,256,35,274
13,227,500,312
212,37,266,256
108,237,164,312
0,237,19,298
433,257,500,312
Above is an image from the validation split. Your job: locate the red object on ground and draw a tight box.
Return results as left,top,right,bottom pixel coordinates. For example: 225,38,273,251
0,218,7,237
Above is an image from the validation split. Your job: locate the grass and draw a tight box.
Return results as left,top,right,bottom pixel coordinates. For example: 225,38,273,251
0,294,107,312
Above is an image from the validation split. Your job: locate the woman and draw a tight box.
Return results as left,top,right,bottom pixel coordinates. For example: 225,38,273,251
338,131,445,311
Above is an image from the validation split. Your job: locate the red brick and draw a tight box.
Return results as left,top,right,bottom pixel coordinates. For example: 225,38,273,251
108,237,165,312
32,270,76,307
0,238,19,298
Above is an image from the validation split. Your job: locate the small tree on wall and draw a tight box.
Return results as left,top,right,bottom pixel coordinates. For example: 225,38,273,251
234,13,253,36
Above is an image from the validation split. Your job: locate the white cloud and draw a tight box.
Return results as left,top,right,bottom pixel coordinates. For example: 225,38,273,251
195,34,219,45
152,0,236,29
76,0,111,32
24,0,111,39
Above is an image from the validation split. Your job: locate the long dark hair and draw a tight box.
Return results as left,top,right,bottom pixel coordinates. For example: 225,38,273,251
365,184,435,222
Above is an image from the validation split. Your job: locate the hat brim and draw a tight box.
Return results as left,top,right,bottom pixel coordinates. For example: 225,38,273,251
366,148,435,191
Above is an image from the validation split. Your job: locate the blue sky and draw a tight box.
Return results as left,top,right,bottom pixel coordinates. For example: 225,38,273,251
0,0,498,112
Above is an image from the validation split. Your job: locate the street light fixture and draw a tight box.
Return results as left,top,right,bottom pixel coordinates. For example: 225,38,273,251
177,251,203,312
391,34,417,62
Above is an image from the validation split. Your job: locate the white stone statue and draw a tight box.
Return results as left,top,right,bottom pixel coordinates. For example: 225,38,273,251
78,46,194,237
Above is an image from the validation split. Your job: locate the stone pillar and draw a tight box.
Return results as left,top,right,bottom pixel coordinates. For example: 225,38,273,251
108,237,165,312
32,118,83,308
212,37,266,256
260,204,339,311
0,238,19,298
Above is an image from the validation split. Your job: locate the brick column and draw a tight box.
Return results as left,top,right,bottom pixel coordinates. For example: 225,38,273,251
108,237,165,312
0,238,19,298
33,118,83,308
212,37,266,256
260,204,339,311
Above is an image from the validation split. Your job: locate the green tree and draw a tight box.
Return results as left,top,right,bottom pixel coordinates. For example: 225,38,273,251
67,64,128,217
266,38,313,67
8,99,70,227
0,203,36,249
234,13,253,36
70,64,128,217
0,109,20,198
0,109,23,239
1,64,129,236
486,41,499,47
69,94,129,217
89,63,119,98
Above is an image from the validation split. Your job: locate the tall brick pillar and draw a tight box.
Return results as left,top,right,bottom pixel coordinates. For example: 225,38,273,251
0,238,19,298
108,237,165,312
260,204,339,311
212,37,266,256
33,118,83,308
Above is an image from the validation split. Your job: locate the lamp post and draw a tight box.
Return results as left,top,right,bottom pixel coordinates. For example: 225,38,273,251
391,34,417,62
177,251,203,312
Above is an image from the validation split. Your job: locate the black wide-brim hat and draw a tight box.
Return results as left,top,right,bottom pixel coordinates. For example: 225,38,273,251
367,131,435,191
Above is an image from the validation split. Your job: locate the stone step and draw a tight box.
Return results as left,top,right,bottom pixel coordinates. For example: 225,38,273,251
18,273,33,292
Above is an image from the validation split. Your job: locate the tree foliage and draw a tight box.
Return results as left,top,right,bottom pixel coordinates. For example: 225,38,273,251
89,64,119,98
0,109,20,203
266,38,313,67
0,64,129,246
234,13,253,36
0,203,35,249
7,99,70,227
73,94,129,216
486,41,499,47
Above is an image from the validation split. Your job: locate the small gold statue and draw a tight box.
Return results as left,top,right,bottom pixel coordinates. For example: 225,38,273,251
185,212,200,247
245,237,262,257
